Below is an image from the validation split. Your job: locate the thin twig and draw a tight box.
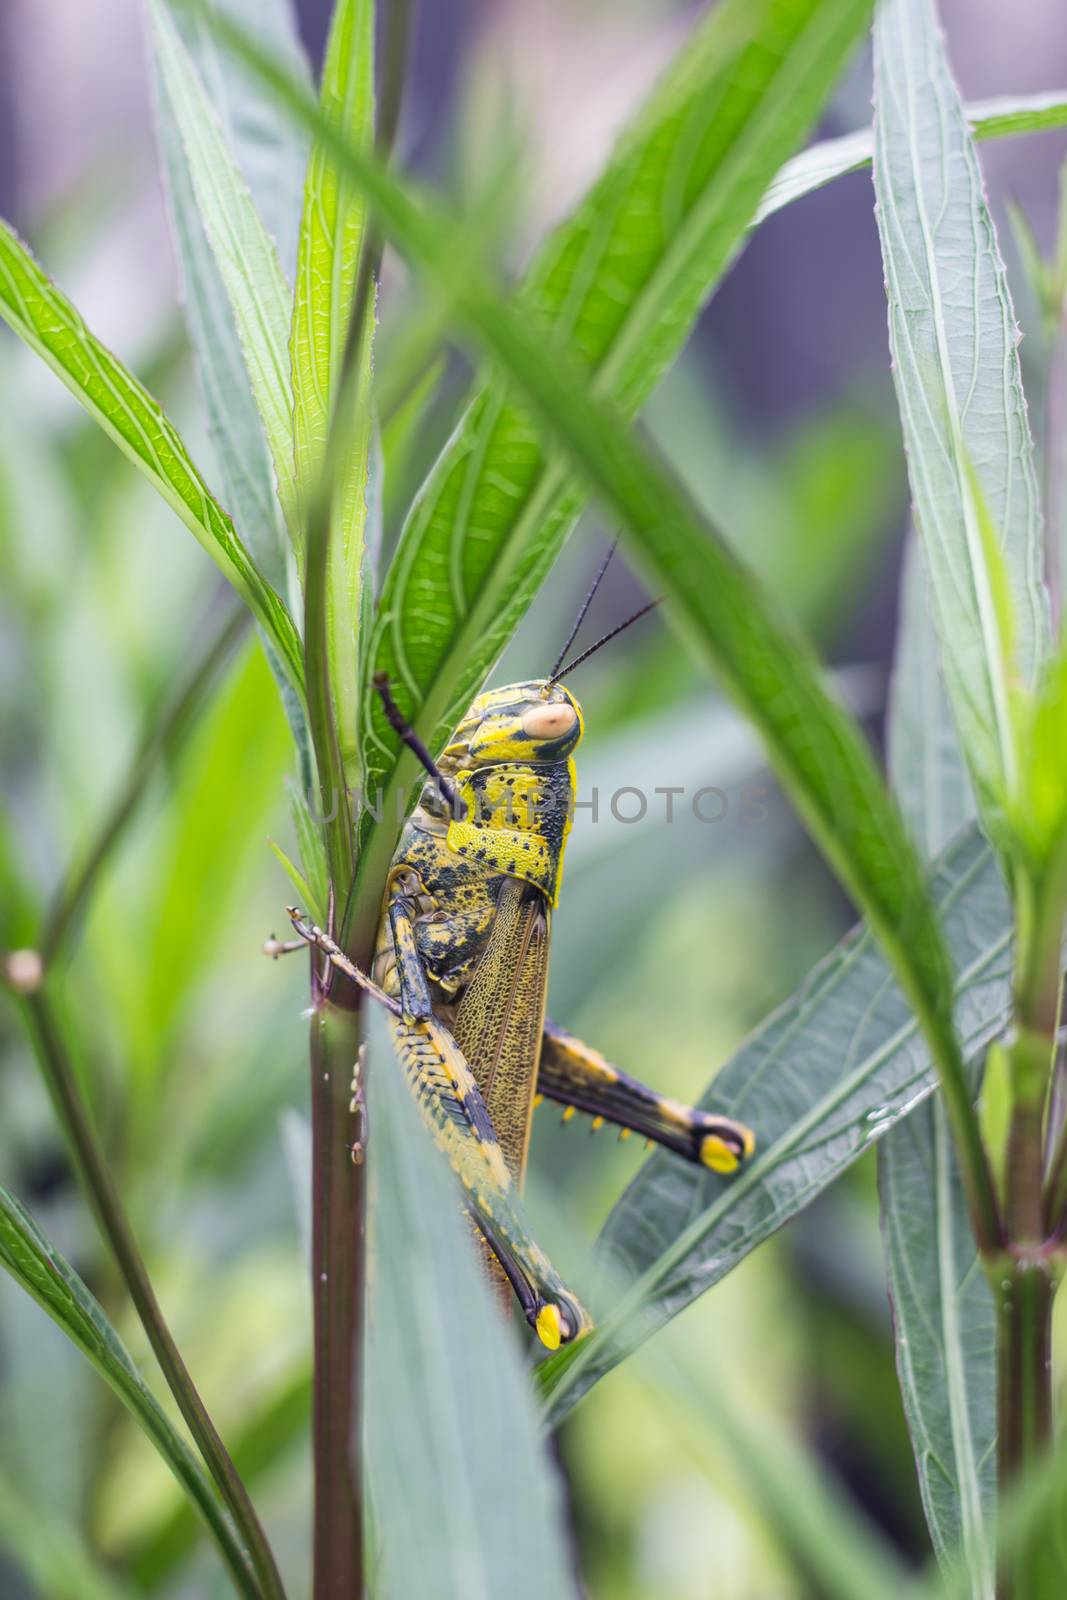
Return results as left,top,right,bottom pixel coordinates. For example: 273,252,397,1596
13,985,286,1600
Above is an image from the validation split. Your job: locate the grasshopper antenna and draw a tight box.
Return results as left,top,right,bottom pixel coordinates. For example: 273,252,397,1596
549,539,617,681
373,673,467,820
548,598,660,685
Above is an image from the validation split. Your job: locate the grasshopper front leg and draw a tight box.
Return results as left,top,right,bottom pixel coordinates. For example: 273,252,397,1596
288,910,591,1349
539,1020,755,1173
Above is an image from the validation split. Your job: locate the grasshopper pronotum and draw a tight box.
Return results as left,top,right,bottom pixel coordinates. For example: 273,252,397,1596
287,571,756,1349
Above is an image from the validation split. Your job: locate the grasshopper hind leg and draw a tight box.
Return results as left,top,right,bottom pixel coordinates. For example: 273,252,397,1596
539,1019,756,1173
383,1006,593,1349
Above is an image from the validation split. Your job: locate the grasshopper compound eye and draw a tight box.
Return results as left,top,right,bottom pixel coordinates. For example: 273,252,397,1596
521,701,577,741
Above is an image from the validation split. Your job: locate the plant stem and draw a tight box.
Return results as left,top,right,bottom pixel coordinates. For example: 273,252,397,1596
17,985,286,1600
1005,1031,1052,1244
42,601,249,966
299,122,374,1600
994,1258,1057,1600
308,993,366,1599
992,870,1065,1596
304,6,413,1579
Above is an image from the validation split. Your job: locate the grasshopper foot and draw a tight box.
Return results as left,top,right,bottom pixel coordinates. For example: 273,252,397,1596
533,1291,593,1351
697,1115,756,1174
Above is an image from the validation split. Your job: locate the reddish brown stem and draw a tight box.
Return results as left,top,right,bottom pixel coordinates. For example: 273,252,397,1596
309,990,366,1597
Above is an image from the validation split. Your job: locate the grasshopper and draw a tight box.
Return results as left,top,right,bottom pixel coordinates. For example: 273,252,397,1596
288,578,756,1350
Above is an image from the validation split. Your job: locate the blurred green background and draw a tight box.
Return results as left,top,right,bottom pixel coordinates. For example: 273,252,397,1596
3,2,1067,1596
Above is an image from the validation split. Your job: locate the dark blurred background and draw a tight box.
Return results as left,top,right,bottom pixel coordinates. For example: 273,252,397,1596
2,4,1067,1597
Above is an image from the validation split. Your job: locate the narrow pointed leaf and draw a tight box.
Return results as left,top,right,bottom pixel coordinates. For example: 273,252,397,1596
148,0,301,537
539,824,1010,1420
880,536,995,1593
880,1107,997,1591
0,1183,258,1599
152,7,314,763
153,0,312,584
872,0,1050,822
169,0,311,277
0,218,303,693
154,115,286,582
365,1011,578,1600
290,0,376,771
758,89,1067,225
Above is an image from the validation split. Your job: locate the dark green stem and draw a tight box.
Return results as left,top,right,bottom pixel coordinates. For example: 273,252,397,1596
1005,1031,1052,1244
16,985,285,1600
992,867,1066,1596
42,602,248,966
994,1259,1056,1600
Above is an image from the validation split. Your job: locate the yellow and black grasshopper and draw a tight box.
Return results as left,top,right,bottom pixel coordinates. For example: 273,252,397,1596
287,579,756,1350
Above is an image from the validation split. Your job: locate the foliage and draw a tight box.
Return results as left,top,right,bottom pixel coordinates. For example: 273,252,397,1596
3,1,1067,1597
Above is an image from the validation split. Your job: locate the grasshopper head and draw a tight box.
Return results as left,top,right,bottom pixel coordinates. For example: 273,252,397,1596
445,680,584,768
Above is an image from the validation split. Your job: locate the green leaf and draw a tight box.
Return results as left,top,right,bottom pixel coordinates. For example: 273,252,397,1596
880,535,995,1594
148,0,301,539
286,776,330,926
364,1010,579,1600
290,0,376,774
169,0,311,276
267,837,318,914
0,218,304,695
880,1106,996,1592
0,1183,258,1599
539,823,1009,1420
153,0,311,586
758,89,1067,225
872,0,1050,825
352,0,879,916
290,0,374,492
